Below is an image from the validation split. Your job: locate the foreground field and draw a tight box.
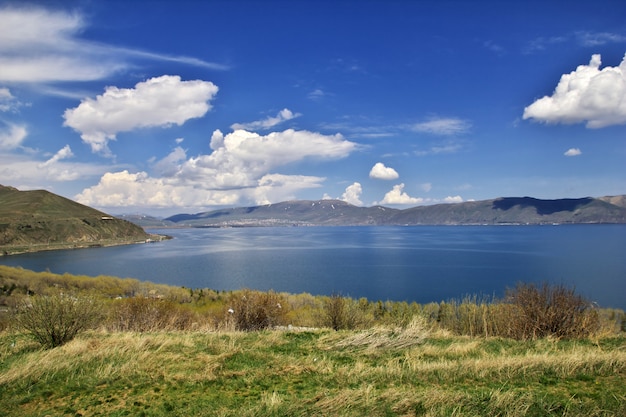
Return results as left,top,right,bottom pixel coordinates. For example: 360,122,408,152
1,326,625,417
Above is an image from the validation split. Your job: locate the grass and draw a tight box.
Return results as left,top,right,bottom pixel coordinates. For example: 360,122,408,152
1,327,625,416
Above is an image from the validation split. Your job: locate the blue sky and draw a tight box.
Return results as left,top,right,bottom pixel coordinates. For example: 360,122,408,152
1,0,625,215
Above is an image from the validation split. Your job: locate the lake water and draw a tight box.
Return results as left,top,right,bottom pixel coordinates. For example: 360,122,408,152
1,225,625,309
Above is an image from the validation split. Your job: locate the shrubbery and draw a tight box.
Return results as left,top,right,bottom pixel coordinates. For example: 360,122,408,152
3,265,622,345
13,292,102,348
505,282,600,339
107,297,198,332
227,289,288,331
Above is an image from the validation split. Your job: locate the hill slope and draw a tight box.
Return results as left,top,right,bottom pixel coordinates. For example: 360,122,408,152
164,196,626,226
0,185,152,254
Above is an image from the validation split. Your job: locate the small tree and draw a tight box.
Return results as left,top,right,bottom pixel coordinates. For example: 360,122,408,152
13,293,102,349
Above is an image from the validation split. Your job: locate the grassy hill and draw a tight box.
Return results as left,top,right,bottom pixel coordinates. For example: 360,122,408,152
0,185,154,255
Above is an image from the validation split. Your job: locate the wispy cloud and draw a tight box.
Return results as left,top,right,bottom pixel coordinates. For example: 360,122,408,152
0,6,227,85
524,30,626,54
412,117,471,136
0,122,27,150
231,108,301,131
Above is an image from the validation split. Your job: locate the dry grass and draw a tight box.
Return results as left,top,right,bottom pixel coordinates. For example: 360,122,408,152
1,328,625,416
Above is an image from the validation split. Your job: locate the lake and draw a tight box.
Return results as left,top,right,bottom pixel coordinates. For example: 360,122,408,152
1,225,625,309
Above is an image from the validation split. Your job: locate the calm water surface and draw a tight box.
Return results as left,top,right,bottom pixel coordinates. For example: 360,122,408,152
2,225,625,309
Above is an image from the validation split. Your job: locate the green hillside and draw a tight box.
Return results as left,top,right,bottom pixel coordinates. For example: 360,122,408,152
0,185,153,255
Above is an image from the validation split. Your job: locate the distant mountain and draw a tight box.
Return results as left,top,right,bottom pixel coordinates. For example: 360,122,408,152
166,200,398,226
117,214,176,228
0,185,155,255
163,196,626,227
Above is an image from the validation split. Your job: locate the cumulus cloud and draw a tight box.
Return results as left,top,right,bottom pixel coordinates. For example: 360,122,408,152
63,75,219,155
76,128,358,209
412,117,471,135
378,183,422,205
0,122,27,150
0,6,225,84
369,162,399,180
564,148,582,157
231,108,301,130
341,182,363,206
523,54,626,128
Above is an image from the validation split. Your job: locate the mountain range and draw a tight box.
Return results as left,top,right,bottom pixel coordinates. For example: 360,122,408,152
2,184,625,255
129,195,626,227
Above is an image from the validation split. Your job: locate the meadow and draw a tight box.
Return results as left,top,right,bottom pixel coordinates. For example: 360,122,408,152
1,265,625,416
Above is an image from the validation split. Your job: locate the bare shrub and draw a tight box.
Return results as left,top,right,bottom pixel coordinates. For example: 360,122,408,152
506,282,600,339
107,297,197,332
13,293,102,349
322,293,364,330
228,289,288,331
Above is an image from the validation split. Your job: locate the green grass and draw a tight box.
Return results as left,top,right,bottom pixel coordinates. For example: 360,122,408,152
1,328,625,416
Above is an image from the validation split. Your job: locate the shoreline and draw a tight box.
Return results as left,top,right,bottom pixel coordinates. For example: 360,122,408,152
0,233,170,257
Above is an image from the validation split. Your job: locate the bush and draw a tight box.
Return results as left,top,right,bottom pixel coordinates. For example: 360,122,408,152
322,293,365,330
107,297,198,332
228,289,288,331
13,293,102,349
506,282,600,339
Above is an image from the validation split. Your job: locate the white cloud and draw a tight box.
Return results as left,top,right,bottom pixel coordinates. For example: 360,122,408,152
0,6,225,84
39,145,74,167
369,162,399,180
254,174,325,205
523,54,626,128
524,31,625,54
175,129,356,189
564,148,582,157
75,170,241,208
341,182,363,206
444,195,464,203
412,117,471,135
378,183,422,205
576,31,626,47
76,128,358,210
414,141,464,156
308,89,326,100
0,122,27,150
231,108,301,130
152,146,188,176
420,183,432,192
0,87,23,112
0,151,110,186
63,75,219,155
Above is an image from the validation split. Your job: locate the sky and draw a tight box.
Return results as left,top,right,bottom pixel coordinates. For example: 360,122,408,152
1,0,625,216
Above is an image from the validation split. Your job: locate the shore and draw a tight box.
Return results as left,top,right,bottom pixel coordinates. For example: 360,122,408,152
0,233,170,256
